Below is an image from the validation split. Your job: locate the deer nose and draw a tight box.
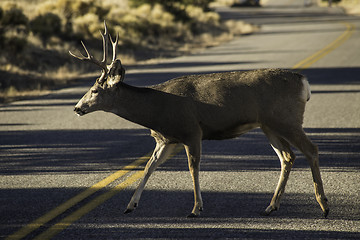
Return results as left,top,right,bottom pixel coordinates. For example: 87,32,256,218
74,107,85,116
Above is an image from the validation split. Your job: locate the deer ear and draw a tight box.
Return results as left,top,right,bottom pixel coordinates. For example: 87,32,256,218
106,60,125,87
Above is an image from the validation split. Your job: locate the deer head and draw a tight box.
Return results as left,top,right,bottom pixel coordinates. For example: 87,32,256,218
71,22,125,116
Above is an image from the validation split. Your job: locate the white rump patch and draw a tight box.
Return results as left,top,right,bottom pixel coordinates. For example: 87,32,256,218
301,77,311,102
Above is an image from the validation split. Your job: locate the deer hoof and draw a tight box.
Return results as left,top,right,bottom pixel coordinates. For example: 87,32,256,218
260,210,271,216
323,208,329,218
124,203,137,214
187,213,199,218
261,205,277,216
124,208,133,214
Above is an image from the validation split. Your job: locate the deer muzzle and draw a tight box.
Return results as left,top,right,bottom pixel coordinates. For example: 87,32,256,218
74,107,86,116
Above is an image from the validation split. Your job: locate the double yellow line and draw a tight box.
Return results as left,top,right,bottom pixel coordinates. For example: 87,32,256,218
7,21,355,240
7,145,183,240
6,154,151,240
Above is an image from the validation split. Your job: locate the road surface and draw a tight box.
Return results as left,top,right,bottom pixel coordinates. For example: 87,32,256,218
1,0,359,239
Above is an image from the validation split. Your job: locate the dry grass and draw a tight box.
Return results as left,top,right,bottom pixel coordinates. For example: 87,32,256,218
0,0,257,103
338,0,360,15
317,0,360,15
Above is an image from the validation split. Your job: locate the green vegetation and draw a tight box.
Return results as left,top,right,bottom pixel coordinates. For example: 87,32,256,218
0,0,254,102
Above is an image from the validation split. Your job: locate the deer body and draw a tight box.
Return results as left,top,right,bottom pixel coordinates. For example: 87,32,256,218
152,69,306,141
72,23,329,218
101,69,305,142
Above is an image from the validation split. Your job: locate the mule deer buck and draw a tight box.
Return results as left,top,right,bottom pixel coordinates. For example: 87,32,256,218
71,23,329,218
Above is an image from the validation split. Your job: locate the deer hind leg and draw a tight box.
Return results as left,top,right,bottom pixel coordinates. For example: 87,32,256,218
124,142,178,214
289,129,329,217
184,141,203,218
262,127,296,216
270,126,329,217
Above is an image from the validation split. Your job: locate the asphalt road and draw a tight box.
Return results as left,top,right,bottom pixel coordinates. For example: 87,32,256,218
1,0,360,239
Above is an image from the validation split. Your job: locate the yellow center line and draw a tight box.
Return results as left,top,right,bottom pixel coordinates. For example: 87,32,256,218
32,144,183,240
292,22,355,70
6,144,183,240
5,153,151,240
33,171,145,240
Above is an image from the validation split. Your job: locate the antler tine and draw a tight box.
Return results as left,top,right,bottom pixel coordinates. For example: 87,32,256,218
68,41,89,60
69,40,107,72
100,21,109,64
110,33,119,62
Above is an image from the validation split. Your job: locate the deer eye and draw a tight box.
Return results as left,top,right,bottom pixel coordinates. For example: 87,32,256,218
91,89,98,94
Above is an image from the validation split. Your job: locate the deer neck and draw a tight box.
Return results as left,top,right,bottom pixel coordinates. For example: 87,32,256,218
107,83,162,130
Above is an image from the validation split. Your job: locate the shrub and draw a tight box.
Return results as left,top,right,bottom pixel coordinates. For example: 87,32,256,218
0,7,3,46
322,0,341,3
129,0,214,23
1,7,28,26
3,36,27,56
30,13,62,47
36,0,111,39
55,0,109,19
0,7,28,57
30,0,220,49
129,0,214,10
72,12,103,39
107,3,191,48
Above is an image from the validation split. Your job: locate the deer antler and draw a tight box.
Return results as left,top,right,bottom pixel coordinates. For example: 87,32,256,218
69,21,123,84
69,21,114,73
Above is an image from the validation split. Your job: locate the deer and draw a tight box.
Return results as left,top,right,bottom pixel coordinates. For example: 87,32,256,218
71,22,329,218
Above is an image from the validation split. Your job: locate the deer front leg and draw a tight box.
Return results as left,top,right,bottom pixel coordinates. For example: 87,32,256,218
124,142,177,214
184,141,203,218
